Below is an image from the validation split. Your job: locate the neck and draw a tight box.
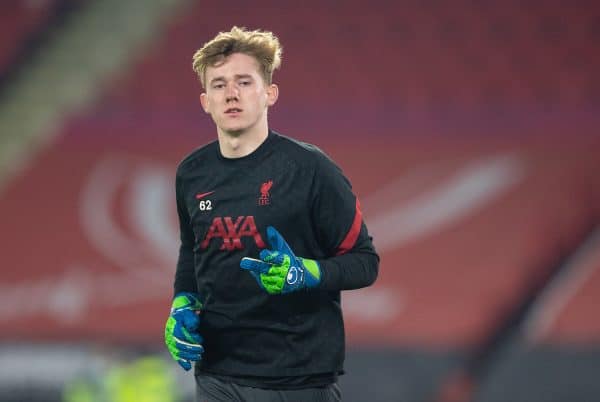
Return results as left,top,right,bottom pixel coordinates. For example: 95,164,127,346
217,119,269,158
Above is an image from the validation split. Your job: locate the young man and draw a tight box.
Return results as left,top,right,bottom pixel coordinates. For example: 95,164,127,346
164,26,379,402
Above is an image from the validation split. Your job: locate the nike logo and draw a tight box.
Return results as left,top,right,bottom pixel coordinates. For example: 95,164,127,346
195,191,215,199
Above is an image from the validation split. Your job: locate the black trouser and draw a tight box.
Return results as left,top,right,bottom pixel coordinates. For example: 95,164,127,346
195,375,342,402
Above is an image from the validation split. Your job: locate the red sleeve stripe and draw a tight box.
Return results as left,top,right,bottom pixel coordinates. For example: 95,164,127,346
335,198,363,255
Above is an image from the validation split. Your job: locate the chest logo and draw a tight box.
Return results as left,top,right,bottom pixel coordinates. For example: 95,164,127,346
258,180,273,206
200,216,266,251
196,191,214,211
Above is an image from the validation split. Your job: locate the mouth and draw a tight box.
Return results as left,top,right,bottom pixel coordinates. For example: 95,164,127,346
225,108,242,115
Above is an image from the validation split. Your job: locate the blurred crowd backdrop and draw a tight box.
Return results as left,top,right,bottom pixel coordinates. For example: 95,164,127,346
1,0,600,401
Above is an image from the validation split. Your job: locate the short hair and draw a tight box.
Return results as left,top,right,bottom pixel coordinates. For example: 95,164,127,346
192,26,282,88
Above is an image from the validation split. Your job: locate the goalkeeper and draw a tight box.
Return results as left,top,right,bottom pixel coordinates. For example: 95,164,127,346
164,26,379,402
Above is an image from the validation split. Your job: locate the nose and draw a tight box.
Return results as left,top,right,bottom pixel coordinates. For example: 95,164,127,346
225,82,239,102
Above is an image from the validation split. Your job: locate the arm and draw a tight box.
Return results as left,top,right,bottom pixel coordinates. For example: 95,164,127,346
240,223,378,294
173,172,199,295
240,151,379,294
317,221,379,291
165,172,203,371
310,156,379,291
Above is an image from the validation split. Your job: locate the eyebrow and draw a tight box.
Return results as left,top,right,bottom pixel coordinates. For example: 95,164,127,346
209,74,254,85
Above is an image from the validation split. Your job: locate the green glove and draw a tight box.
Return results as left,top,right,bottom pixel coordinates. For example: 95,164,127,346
164,292,204,370
240,226,321,294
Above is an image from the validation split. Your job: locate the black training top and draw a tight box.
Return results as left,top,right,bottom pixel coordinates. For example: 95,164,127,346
173,130,379,388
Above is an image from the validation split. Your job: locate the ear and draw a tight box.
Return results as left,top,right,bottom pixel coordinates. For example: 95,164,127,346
200,93,209,113
266,84,279,107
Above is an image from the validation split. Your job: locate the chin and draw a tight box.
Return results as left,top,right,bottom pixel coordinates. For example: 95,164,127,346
222,126,247,137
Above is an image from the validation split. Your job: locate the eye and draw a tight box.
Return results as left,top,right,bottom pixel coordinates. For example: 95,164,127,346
240,80,251,86
212,83,225,89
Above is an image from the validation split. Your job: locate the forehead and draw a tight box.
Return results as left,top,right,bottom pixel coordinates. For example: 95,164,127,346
205,52,262,82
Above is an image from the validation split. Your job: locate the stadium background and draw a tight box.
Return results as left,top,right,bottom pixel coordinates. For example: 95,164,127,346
1,0,600,401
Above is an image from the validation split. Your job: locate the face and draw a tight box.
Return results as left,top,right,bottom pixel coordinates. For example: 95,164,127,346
200,52,278,137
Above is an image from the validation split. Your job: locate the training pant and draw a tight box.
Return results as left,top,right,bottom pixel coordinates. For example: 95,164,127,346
195,375,342,402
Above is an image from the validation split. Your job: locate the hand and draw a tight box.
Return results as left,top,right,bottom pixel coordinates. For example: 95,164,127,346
164,292,204,371
240,226,321,294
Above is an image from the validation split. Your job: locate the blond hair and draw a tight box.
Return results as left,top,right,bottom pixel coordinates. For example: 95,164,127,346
192,26,282,88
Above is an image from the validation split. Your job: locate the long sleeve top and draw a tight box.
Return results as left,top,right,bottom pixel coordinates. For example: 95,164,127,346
173,130,379,386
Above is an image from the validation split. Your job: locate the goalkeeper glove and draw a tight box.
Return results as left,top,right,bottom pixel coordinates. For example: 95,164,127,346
240,226,321,294
164,292,204,371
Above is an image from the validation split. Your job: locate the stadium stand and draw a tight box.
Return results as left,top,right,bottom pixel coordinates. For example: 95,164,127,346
0,1,55,77
472,229,600,402
102,0,600,113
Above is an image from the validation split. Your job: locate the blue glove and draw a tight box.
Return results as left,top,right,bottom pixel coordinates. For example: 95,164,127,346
240,226,321,294
164,292,204,371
